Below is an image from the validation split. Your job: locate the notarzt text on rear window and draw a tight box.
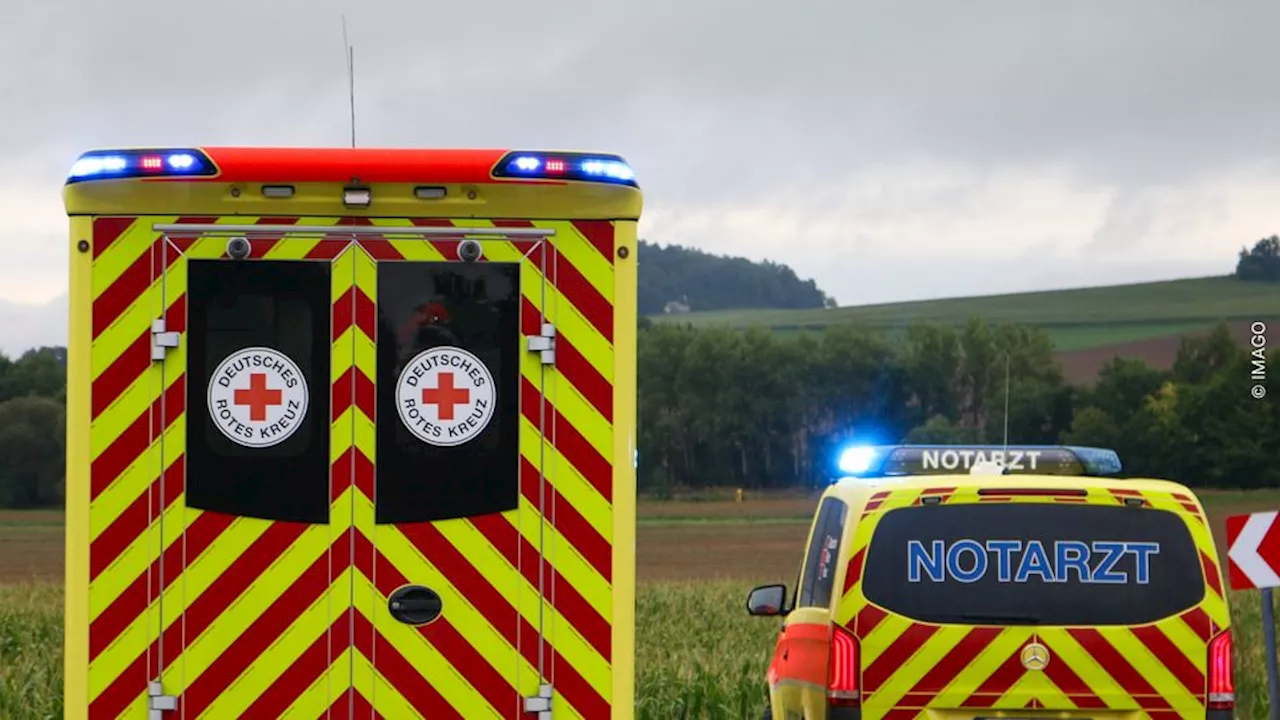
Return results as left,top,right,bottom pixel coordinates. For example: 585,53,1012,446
907,539,1159,584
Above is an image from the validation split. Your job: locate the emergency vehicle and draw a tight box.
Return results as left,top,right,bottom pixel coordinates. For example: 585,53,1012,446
747,444,1234,720
62,147,640,718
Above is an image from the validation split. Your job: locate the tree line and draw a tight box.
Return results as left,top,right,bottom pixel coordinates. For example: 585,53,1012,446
636,240,835,316
0,317,1273,507
638,319,1277,495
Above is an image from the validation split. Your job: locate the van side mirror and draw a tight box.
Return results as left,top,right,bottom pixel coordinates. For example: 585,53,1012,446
746,584,788,617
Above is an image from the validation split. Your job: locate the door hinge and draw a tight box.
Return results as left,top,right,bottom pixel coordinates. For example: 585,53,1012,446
150,319,180,362
147,681,177,719
523,683,553,718
525,323,555,365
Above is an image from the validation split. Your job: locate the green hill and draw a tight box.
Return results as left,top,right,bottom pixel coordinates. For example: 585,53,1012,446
636,241,834,316
651,275,1280,352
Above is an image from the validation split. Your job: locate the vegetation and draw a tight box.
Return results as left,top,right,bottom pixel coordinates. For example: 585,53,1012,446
0,314,1273,506
638,317,1275,494
636,240,834,316
2,578,1280,718
1236,235,1280,282
649,275,1280,349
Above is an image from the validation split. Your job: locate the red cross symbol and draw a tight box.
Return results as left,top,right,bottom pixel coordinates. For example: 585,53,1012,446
234,372,283,422
421,372,471,421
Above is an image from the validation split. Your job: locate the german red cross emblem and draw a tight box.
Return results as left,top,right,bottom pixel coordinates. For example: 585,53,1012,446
207,346,309,448
396,345,497,447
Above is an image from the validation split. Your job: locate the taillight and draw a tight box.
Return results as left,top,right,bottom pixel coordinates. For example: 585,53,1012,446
1207,629,1234,710
827,625,860,707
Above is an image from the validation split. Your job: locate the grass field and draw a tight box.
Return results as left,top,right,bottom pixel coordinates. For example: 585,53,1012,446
650,275,1280,353
6,490,1280,718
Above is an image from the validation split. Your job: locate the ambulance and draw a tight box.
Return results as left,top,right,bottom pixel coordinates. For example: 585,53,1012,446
63,147,640,718
747,444,1234,720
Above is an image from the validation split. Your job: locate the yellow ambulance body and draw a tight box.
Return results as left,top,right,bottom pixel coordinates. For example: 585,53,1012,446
748,444,1235,720
63,147,640,718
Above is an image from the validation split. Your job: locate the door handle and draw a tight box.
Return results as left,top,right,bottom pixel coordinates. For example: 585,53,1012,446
388,585,443,626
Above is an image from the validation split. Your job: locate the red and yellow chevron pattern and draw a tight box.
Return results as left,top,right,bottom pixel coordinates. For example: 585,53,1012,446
76,214,625,719
836,485,1230,719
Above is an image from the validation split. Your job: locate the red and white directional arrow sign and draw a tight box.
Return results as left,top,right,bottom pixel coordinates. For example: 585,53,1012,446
1226,511,1280,590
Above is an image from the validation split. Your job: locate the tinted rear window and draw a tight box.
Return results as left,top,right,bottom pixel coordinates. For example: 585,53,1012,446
861,503,1204,626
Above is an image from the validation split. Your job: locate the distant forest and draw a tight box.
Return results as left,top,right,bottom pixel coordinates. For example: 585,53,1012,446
637,241,835,316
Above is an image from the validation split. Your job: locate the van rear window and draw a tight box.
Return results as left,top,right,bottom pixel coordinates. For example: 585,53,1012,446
861,503,1205,626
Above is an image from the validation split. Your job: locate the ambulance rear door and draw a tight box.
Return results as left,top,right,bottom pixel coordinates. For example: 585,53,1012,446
142,219,355,718
352,219,610,719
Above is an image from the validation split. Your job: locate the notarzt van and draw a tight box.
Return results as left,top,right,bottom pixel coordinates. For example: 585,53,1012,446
747,444,1234,720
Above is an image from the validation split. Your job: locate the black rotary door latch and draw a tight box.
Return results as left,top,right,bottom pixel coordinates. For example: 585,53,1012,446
387,585,443,626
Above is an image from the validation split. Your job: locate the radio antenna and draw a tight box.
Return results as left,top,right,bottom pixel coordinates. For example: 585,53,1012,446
1002,351,1011,452
342,15,356,147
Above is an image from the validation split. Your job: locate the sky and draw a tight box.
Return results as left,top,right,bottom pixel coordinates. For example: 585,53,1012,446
1,0,1278,354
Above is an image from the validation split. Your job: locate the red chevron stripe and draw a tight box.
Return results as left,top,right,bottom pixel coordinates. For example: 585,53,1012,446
353,236,403,260
549,242,612,343
349,611,464,720
407,218,481,261
1129,625,1206,696
853,604,887,637
329,447,355,501
959,647,1025,707
89,521,310,718
1201,550,1224,597
355,284,376,339
895,627,1002,706
92,217,136,259
90,372,186,500
385,524,609,718
862,623,939,690
305,238,353,259
570,220,615,262
324,687,382,720
90,453,184,580
91,291,186,420
352,532,519,717
469,512,611,661
520,377,612,502
92,238,157,339
520,456,611,583
520,298,613,421
88,506,234,660
181,534,342,715
240,611,345,718
333,287,354,340
1038,636,1108,708
331,367,355,422
1180,607,1213,641
1066,629,1170,707
242,216,299,257
842,547,865,595
354,442,375,498
90,334,150,419
91,220,201,339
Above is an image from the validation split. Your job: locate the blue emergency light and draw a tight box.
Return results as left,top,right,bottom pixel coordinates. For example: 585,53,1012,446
492,151,638,186
66,148,217,184
835,444,1122,478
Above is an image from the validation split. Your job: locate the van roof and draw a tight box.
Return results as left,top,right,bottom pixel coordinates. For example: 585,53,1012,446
823,473,1201,507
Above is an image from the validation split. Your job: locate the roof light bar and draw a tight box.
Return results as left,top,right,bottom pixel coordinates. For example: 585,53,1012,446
66,148,216,184
836,444,1123,479
493,151,638,187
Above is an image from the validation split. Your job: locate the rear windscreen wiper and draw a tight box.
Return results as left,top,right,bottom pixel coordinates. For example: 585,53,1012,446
935,612,1043,625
